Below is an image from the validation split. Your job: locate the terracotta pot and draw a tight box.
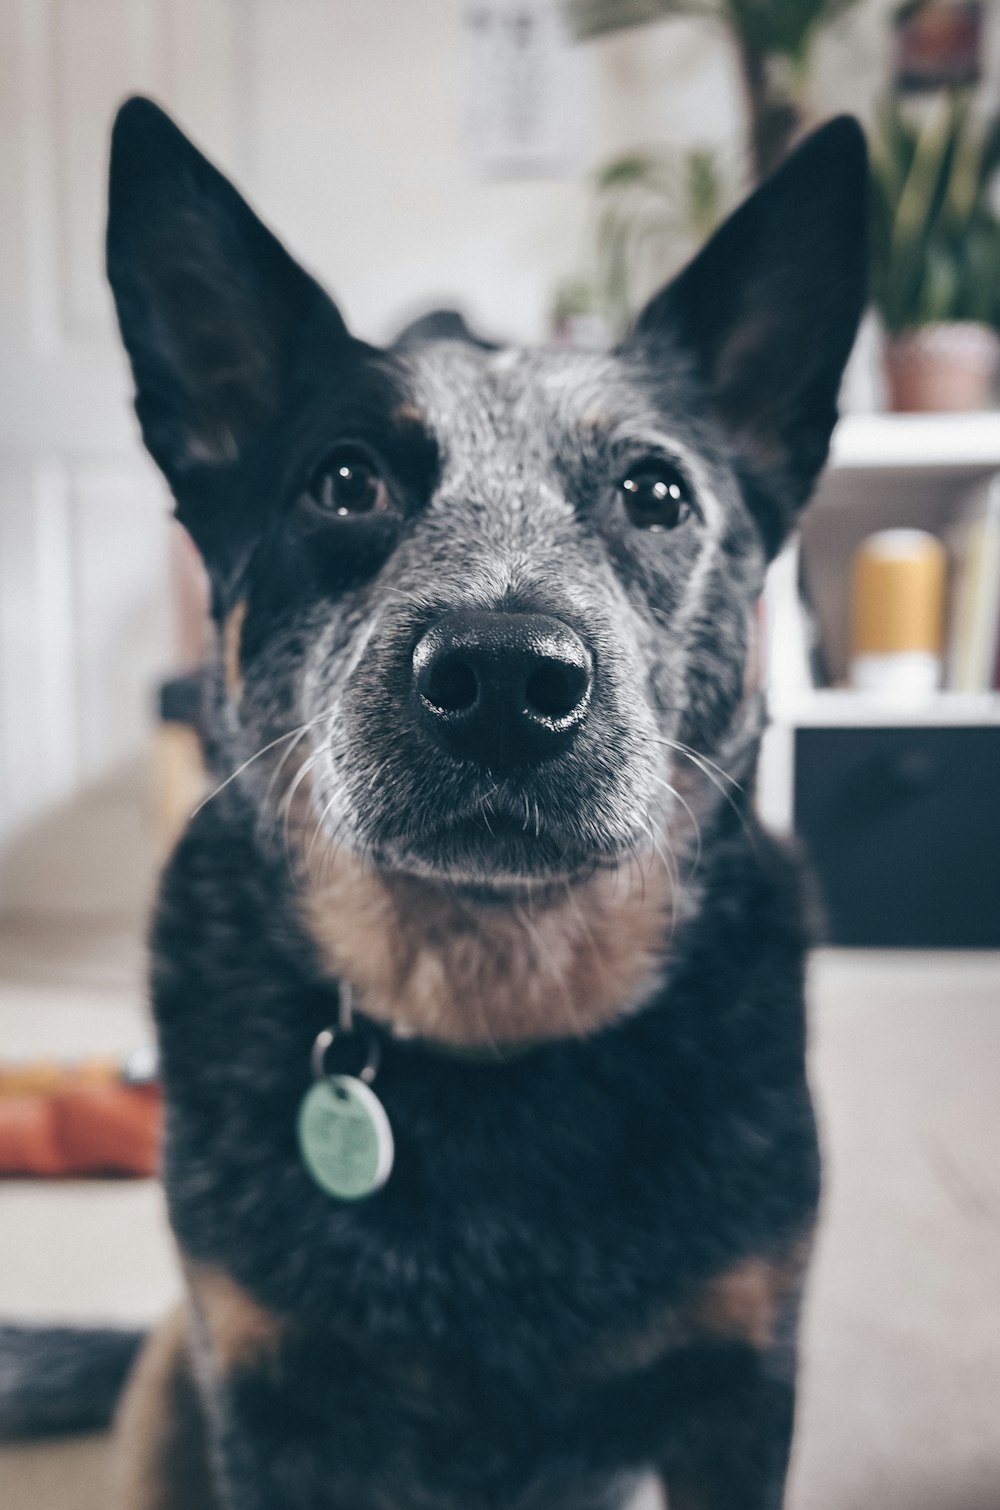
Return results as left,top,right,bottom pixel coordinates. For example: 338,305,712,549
885,322,1000,412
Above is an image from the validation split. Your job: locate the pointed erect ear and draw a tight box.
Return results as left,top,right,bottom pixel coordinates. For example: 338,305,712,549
106,97,348,494
629,117,869,555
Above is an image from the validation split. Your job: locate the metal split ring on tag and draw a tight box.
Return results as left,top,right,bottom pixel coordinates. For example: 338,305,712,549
310,1025,382,1086
297,988,395,1202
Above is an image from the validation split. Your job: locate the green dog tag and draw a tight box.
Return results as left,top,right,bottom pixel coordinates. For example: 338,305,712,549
297,1075,394,1201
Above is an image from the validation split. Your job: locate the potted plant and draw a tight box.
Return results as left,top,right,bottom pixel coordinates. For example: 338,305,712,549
550,145,734,342
870,93,1000,411
566,0,864,181
589,146,734,335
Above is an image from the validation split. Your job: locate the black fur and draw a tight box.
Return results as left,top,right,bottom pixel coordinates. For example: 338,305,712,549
102,98,866,1507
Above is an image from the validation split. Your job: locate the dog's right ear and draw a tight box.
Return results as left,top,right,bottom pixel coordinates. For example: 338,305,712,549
626,117,868,557
107,97,348,558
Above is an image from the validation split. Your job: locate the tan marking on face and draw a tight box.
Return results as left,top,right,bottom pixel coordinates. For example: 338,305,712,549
301,846,672,1046
113,1305,215,1510
184,1260,284,1374
394,402,426,427
580,402,610,430
222,599,248,702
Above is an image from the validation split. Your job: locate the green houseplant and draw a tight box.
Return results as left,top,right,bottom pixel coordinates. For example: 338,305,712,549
591,145,733,334
559,0,865,341
551,145,734,343
566,0,864,180
870,94,1000,410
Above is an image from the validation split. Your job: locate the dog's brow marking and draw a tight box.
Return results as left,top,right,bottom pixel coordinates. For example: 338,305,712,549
580,402,609,430
393,402,426,427
222,599,248,702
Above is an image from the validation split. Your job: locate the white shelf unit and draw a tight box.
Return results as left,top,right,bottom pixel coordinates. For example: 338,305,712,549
779,688,1000,727
759,411,1000,835
829,411,1000,474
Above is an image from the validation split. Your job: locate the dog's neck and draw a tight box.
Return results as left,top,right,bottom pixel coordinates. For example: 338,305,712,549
300,850,678,1047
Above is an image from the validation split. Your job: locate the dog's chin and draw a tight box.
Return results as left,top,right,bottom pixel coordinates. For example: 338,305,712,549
366,816,623,902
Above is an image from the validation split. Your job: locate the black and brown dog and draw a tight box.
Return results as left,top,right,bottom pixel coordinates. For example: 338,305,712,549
3,99,868,1509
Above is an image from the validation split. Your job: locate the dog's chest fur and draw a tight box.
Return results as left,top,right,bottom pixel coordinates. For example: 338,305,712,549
150,793,818,1506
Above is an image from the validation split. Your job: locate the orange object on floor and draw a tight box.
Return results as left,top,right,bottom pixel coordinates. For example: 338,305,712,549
0,1080,162,1177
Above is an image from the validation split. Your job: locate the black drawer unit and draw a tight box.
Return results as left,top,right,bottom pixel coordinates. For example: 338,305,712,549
793,724,1000,948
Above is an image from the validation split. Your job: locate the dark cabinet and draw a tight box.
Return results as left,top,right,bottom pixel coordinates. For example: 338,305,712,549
794,725,1000,948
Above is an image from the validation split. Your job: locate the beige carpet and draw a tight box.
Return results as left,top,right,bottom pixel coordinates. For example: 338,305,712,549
1,921,998,1510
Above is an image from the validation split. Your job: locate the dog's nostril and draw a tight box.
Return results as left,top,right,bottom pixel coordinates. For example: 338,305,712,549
525,660,590,720
420,655,478,714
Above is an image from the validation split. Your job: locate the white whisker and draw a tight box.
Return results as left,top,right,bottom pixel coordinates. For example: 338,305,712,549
647,771,703,879
193,716,329,819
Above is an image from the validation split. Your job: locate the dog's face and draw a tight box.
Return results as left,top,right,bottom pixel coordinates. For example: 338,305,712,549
212,337,766,892
108,101,866,905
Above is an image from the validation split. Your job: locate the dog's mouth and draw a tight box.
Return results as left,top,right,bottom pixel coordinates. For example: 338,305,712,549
361,797,635,894
305,668,662,897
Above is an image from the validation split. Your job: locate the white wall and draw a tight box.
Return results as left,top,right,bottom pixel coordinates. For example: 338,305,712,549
236,1,890,345
173,3,737,346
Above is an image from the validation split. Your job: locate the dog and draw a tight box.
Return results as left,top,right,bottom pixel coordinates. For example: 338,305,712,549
2,97,868,1509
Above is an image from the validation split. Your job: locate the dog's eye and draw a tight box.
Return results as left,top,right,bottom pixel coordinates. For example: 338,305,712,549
619,460,694,531
306,448,389,517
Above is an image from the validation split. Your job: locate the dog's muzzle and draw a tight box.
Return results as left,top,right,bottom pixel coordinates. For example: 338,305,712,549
412,610,592,772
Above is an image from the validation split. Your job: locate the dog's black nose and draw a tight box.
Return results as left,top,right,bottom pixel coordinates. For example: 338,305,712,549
413,611,592,770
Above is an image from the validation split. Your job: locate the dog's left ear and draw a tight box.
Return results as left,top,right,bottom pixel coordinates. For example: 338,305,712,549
629,116,868,555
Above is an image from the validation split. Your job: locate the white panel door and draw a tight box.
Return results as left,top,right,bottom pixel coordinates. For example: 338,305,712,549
0,0,256,877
